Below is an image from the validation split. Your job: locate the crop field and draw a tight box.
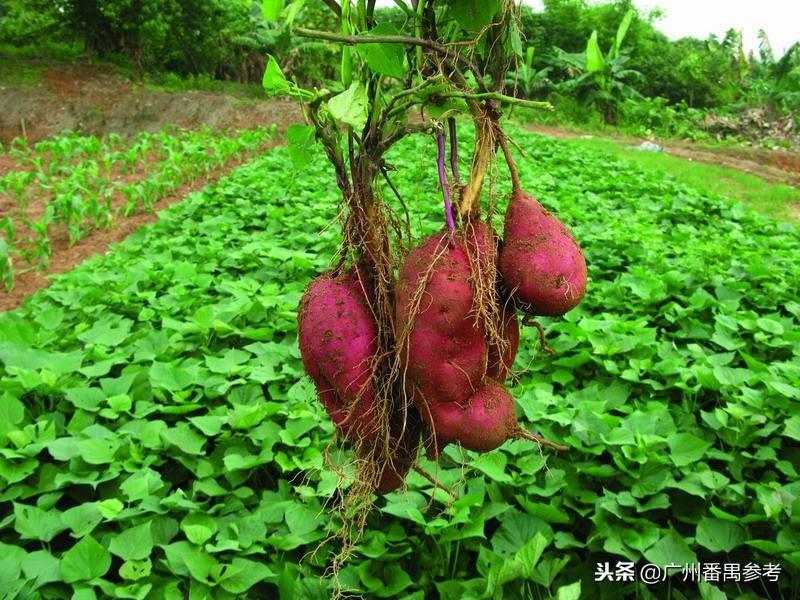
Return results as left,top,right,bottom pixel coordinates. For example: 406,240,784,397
0,127,275,291
0,126,797,598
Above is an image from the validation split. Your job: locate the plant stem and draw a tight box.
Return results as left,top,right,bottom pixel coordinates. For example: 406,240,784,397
321,0,342,18
496,128,521,193
447,117,461,185
515,428,568,452
293,27,482,84
437,128,456,233
459,116,494,218
413,465,456,498
294,27,441,50
438,91,553,111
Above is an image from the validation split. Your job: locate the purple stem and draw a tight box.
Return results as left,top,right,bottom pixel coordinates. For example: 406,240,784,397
437,129,456,233
448,117,460,184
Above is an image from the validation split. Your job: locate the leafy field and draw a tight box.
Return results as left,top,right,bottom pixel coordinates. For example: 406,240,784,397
0,127,275,291
0,126,798,599
555,135,800,220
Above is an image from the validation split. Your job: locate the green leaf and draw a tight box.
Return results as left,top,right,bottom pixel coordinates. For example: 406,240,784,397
181,513,218,545
585,31,605,73
695,517,745,552
60,536,111,583
644,529,697,566
471,452,511,482
666,432,711,467
611,9,634,59
286,124,317,169
492,510,552,556
555,581,582,600
161,423,206,455
205,349,250,374
357,23,406,78
13,503,67,542
97,499,124,519
149,362,194,392
188,415,226,437
262,55,289,95
783,415,800,441
219,558,276,593
261,0,284,21
699,581,727,600
110,522,154,561
327,82,369,131
448,0,502,34
120,469,164,502
0,393,25,439
756,317,783,335
62,503,103,537
65,387,105,412
77,437,120,464
21,550,61,587
119,559,152,581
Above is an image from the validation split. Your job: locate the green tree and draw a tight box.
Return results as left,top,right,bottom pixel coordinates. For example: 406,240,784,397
551,8,641,123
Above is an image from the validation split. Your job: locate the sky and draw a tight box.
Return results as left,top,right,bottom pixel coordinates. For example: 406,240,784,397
375,0,799,57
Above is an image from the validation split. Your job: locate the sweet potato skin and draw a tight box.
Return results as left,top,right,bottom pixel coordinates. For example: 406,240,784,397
486,300,519,382
499,190,587,316
297,271,378,441
395,231,487,407
428,381,517,452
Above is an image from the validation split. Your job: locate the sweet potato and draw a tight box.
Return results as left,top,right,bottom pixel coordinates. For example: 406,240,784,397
297,270,378,442
486,300,519,382
499,189,587,316
427,381,517,453
395,230,487,407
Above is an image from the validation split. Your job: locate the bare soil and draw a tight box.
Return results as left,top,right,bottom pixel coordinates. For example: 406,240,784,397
0,59,301,143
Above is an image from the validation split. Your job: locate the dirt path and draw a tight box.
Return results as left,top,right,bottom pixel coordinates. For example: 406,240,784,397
524,125,800,189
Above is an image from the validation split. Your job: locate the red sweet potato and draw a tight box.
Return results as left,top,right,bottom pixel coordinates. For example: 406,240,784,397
395,230,487,408
499,189,587,316
427,381,518,453
298,270,378,442
486,300,519,382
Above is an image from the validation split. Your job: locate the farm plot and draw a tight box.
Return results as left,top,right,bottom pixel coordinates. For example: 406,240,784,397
0,126,798,599
0,127,275,291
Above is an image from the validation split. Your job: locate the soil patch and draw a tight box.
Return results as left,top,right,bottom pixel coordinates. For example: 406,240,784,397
0,60,301,143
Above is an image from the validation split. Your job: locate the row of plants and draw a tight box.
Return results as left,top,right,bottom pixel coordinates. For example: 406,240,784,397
0,125,797,598
0,126,276,291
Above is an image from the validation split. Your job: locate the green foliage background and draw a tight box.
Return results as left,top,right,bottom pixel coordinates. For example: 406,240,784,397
2,0,797,119
0,126,798,598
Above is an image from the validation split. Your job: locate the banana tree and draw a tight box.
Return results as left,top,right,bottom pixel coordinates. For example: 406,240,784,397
505,46,552,98
552,8,641,124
